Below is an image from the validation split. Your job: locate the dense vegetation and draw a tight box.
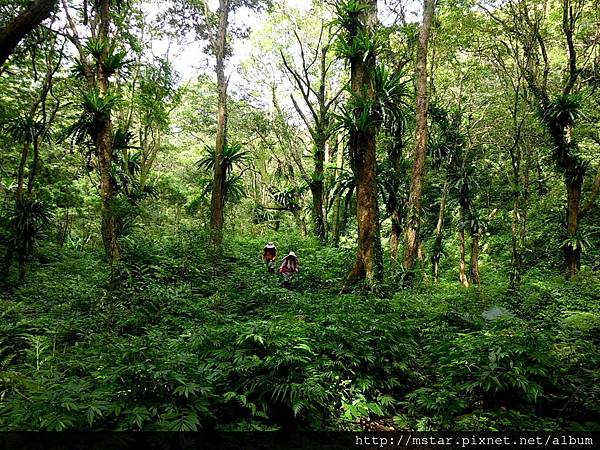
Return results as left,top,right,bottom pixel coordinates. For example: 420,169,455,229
1,0,599,433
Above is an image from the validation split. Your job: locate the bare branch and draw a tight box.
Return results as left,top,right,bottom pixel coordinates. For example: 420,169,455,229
562,0,578,95
281,50,319,125
290,94,316,139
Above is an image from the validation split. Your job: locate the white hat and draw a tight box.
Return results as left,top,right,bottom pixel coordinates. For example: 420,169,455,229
265,242,276,248
288,251,297,257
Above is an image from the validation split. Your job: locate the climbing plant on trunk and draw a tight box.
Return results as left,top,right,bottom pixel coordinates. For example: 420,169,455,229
335,0,383,288
63,0,126,269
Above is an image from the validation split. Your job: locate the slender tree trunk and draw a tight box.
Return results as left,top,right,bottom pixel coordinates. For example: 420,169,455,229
534,147,546,195
390,209,403,265
432,180,448,281
510,191,523,291
459,226,470,287
341,187,354,236
470,230,480,285
209,0,230,247
18,253,26,282
59,207,69,246
334,186,354,247
565,178,582,278
311,180,326,242
521,144,530,255
97,118,118,266
15,142,30,203
140,131,160,188
417,242,426,276
389,133,405,265
96,0,118,268
509,156,529,291
26,139,40,194
331,137,345,247
403,0,436,271
343,0,383,288
310,135,327,244
0,0,57,67
292,209,307,237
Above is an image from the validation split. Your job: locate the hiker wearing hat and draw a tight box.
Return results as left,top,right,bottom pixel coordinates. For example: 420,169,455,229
279,251,299,287
263,242,278,273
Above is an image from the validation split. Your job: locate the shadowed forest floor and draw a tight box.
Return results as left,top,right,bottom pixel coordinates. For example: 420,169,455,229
1,228,598,431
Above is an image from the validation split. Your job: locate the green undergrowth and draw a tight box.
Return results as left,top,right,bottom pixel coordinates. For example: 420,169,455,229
0,230,598,431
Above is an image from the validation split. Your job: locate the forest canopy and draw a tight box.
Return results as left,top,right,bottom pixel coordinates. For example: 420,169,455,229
0,0,599,435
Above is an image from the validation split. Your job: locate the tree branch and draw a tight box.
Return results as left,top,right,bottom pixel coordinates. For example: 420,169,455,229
0,0,58,67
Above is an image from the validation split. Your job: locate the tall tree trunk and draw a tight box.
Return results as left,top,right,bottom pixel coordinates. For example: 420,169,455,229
96,0,118,267
507,82,525,291
403,0,436,271
209,0,230,247
97,117,118,266
343,0,383,289
347,130,383,285
0,0,57,67
63,0,118,268
549,124,585,279
432,180,448,282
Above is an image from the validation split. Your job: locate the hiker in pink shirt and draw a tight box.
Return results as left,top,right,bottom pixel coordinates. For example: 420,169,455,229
279,251,299,287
